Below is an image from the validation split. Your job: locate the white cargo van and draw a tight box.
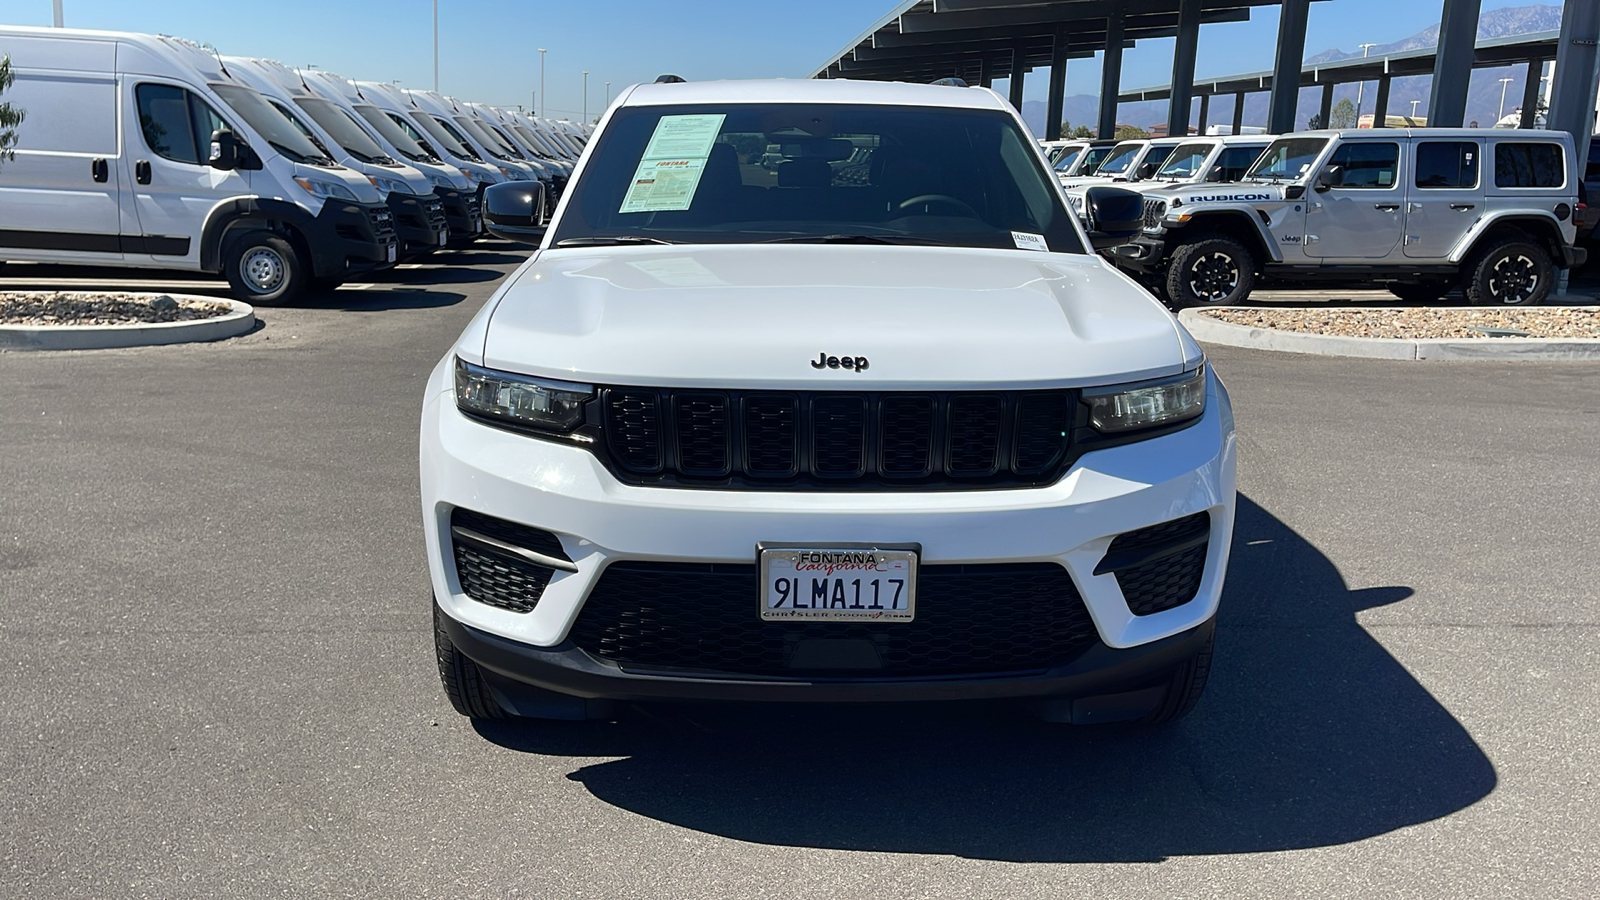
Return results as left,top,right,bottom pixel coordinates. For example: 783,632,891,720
403,89,540,184
221,58,449,258
0,25,396,304
295,72,482,244
355,81,507,219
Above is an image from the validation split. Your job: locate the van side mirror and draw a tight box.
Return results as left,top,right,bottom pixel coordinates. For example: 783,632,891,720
1314,165,1343,192
209,129,242,171
1083,186,1144,250
483,181,550,245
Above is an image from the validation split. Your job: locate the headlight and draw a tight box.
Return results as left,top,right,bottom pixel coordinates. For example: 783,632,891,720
454,358,592,433
293,177,359,201
1065,193,1085,213
374,176,413,195
1084,365,1206,433
427,172,459,191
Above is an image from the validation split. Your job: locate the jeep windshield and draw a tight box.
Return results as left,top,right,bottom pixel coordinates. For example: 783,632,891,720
1245,137,1329,182
1155,142,1213,180
550,103,1084,253
1093,142,1145,176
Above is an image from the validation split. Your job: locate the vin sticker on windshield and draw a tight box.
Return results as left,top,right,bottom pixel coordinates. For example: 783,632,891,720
619,114,726,214
1012,231,1049,252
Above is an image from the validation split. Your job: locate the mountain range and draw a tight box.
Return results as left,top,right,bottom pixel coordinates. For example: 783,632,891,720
1023,4,1565,136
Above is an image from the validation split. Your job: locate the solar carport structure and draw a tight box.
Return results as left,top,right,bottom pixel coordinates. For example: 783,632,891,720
813,0,1600,150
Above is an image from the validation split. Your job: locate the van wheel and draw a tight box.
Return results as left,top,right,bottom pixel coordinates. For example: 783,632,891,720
1166,236,1256,308
1141,629,1215,726
434,602,506,719
1464,236,1553,306
1387,281,1453,304
223,231,307,306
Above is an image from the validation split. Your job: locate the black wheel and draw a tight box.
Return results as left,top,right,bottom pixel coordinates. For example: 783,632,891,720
1387,281,1453,304
1141,629,1215,726
222,230,307,306
434,602,506,719
1464,236,1553,307
1165,235,1257,308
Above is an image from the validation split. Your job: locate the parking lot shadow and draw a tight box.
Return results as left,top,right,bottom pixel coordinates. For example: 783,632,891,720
473,494,1495,861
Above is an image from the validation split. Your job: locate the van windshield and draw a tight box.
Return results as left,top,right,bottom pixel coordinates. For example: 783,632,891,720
414,113,478,160
513,124,557,158
211,84,333,166
549,102,1085,253
454,116,516,160
296,98,392,164
354,105,436,163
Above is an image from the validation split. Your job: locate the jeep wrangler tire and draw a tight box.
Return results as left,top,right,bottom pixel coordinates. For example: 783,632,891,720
1166,235,1256,308
1464,236,1554,307
434,603,507,719
1387,281,1453,304
223,230,308,307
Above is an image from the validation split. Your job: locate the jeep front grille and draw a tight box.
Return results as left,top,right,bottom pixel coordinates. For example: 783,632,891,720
1142,198,1167,230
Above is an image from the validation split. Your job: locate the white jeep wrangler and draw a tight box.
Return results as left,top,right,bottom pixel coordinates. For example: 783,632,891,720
1112,128,1587,307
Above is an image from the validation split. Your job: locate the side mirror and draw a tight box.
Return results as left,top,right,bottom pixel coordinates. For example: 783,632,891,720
209,129,242,171
1083,186,1144,250
1314,165,1343,192
483,180,550,245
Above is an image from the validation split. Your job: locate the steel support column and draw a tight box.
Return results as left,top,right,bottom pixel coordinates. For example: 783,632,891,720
1519,59,1543,128
1167,0,1202,137
1319,83,1334,129
1098,13,1125,139
1372,74,1392,126
1232,91,1246,134
978,55,993,89
1197,93,1210,133
1267,0,1310,134
1009,43,1028,110
1549,0,1600,150
1428,0,1483,127
1047,30,1069,139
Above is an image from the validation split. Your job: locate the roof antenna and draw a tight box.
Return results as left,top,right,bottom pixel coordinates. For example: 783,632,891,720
207,44,231,79
295,66,311,92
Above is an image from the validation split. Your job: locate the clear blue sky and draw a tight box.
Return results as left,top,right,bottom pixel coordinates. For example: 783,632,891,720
5,0,1550,119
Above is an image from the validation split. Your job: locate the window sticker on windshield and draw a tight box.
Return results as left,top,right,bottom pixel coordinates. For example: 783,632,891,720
620,114,726,213
1012,231,1049,252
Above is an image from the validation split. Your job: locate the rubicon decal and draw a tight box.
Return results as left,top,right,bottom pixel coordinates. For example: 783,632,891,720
1185,193,1275,203
812,352,870,371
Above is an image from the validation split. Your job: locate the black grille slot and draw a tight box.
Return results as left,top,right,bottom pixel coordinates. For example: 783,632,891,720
449,508,570,614
424,198,447,229
598,388,1075,489
604,390,663,473
365,208,396,242
672,392,731,476
1142,197,1166,229
947,395,1003,476
811,395,867,477
1103,512,1210,617
570,562,1098,675
743,395,799,477
879,395,935,477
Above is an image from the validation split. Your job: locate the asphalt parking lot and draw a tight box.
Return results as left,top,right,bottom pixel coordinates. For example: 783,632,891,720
2,248,1598,899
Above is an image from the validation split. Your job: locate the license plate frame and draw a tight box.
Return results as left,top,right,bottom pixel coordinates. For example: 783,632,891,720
386,244,397,263
757,544,919,623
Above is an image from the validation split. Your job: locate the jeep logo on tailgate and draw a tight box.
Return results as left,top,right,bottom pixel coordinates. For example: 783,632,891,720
812,352,869,371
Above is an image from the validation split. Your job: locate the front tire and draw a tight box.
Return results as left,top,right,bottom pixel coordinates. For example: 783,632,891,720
223,230,307,307
1464,235,1553,307
1165,235,1257,308
1141,629,1215,726
434,602,506,719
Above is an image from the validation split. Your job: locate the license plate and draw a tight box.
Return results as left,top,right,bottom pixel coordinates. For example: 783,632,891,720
386,244,397,263
438,230,449,246
759,547,917,622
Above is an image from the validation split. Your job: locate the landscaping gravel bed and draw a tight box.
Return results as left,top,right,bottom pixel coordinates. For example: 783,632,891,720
0,291,232,326
1199,307,1600,340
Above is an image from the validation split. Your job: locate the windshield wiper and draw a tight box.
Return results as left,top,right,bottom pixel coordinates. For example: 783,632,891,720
554,235,682,247
760,234,949,246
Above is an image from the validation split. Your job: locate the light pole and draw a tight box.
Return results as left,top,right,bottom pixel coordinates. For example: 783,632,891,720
1497,77,1515,120
538,49,547,118
1410,99,1420,119
605,81,611,108
1354,43,1378,114
432,0,438,91
52,0,63,26
582,71,589,122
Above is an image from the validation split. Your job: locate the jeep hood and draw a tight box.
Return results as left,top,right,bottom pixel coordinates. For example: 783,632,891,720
1140,182,1290,203
476,244,1191,390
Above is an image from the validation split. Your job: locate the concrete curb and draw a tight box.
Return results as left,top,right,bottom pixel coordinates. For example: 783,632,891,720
0,293,255,351
1179,308,1600,361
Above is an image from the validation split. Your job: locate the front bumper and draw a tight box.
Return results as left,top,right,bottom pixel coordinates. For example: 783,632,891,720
386,192,449,256
421,362,1237,702
435,187,481,240
1108,234,1169,271
305,200,398,277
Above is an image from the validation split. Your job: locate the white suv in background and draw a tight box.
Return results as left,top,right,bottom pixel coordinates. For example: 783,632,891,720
421,79,1237,726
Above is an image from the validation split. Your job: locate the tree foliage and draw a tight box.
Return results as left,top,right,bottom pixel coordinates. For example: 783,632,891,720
1329,98,1357,130
1057,121,1094,139
1113,124,1150,140
0,54,24,165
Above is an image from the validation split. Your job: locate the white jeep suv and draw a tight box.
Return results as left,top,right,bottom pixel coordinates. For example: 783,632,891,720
420,79,1237,725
